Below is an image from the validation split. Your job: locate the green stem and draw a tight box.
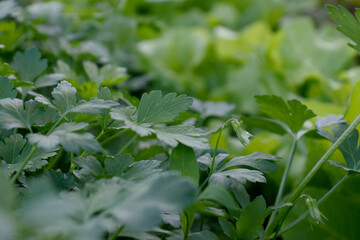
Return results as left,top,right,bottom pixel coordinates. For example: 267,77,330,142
115,135,137,155
10,146,37,184
278,174,348,236
48,115,64,134
200,118,239,193
184,212,190,240
109,226,124,240
265,114,360,239
209,128,224,177
266,137,297,230
96,130,106,141
45,148,63,170
100,129,129,146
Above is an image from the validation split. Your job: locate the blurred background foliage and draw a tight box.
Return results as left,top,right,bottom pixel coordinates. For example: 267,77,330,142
2,0,360,239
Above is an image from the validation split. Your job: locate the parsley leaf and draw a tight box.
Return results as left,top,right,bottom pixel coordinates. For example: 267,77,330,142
83,61,128,87
318,123,360,173
11,48,48,83
35,81,119,116
0,134,55,174
255,95,316,133
170,144,199,185
328,5,360,53
28,122,101,154
0,99,44,130
137,90,193,124
0,77,16,99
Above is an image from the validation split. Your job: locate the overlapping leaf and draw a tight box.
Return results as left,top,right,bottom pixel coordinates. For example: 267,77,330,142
83,61,128,87
236,196,267,240
110,92,209,149
28,122,101,154
11,48,48,83
35,81,119,116
199,152,278,188
255,95,316,133
0,77,16,99
0,98,44,130
73,153,163,182
328,5,360,53
137,90,193,124
0,134,55,174
318,123,360,173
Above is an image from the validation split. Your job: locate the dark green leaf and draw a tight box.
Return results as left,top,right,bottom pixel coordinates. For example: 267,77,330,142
170,144,199,185
199,184,239,213
104,154,133,176
72,156,104,176
219,218,237,240
189,230,219,240
137,90,193,124
236,196,267,240
318,123,360,173
255,95,315,133
0,77,16,99
11,48,47,83
0,134,55,174
328,5,360,53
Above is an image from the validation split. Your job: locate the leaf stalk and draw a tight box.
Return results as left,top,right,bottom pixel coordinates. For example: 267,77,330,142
265,114,360,239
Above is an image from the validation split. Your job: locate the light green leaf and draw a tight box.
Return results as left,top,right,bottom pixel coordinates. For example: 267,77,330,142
328,5,360,53
231,119,252,147
0,61,14,77
28,122,101,154
190,99,235,118
108,173,197,232
0,77,16,99
197,153,228,170
0,98,44,130
236,196,267,240
34,73,64,88
220,152,280,173
11,48,47,83
153,126,209,149
255,95,316,133
170,144,199,185
210,169,266,186
71,99,119,114
0,0,17,20
110,106,153,137
111,107,208,148
50,80,76,113
137,90,193,124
